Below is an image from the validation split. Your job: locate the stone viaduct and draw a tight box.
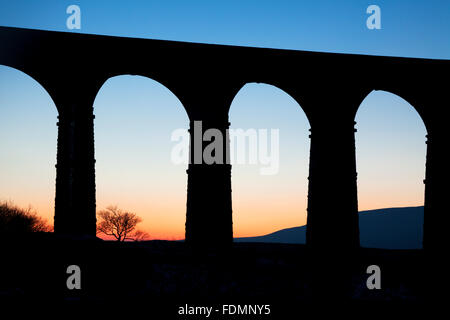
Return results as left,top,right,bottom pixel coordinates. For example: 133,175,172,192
0,26,448,251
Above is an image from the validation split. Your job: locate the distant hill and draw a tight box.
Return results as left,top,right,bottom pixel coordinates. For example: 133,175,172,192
234,206,424,249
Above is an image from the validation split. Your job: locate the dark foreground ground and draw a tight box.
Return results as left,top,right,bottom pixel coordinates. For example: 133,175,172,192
0,233,438,317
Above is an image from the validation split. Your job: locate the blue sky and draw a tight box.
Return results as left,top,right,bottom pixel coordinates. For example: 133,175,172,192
1,0,449,58
0,1,446,238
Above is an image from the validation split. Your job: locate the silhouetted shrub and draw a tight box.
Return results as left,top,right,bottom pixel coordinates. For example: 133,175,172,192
0,201,52,235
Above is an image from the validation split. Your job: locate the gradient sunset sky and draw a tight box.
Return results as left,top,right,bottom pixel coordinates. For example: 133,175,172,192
1,0,449,239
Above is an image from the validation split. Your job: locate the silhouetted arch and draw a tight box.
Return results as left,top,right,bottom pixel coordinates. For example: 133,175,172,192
355,89,429,133
355,90,426,249
0,65,58,226
229,81,311,124
95,74,190,118
229,83,310,242
0,64,58,113
93,75,190,240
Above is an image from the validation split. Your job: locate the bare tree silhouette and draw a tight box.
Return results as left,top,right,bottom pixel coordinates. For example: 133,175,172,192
97,206,148,241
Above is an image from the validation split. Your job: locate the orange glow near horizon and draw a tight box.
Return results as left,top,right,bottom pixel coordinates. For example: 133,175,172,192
3,194,425,240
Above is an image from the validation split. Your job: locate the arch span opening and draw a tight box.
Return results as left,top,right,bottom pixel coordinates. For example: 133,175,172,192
355,90,426,249
229,83,310,244
0,65,57,230
93,75,189,241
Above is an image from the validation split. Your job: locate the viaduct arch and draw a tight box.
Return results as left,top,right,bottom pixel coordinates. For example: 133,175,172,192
1,26,448,251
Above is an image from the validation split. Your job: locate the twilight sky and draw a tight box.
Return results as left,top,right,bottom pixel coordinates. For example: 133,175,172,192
0,0,448,239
